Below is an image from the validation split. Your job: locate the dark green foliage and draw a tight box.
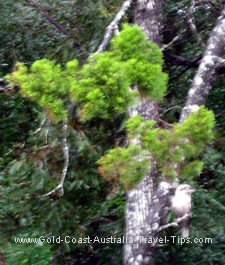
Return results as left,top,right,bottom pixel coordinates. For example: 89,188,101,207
0,92,40,159
1,1,225,264
0,0,125,73
0,122,125,265
0,0,65,75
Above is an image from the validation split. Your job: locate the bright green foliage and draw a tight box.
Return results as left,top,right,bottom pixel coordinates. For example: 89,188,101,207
125,115,155,139
180,160,204,178
8,25,167,122
70,52,134,121
98,107,214,188
96,145,150,190
112,25,163,64
71,24,167,120
142,106,215,179
112,24,167,99
8,59,78,122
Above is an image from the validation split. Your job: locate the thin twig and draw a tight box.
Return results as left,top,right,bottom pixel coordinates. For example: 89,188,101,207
33,117,47,135
210,198,225,212
162,106,182,115
43,118,69,197
168,55,202,83
96,0,133,54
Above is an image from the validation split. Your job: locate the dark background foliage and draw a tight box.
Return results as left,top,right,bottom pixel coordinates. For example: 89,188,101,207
0,0,225,264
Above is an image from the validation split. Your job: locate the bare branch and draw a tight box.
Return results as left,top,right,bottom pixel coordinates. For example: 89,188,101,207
24,0,69,36
36,145,50,151
157,213,191,232
0,86,10,93
162,106,182,115
164,51,201,67
164,52,225,82
161,29,186,51
96,0,133,54
186,0,205,48
210,198,225,212
168,55,202,83
43,118,69,197
33,117,47,135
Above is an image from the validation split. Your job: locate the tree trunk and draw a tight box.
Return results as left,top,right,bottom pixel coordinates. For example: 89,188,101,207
123,1,172,265
124,2,225,265
134,0,163,45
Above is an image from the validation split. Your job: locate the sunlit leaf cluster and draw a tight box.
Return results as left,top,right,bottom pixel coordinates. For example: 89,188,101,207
140,106,214,179
98,107,215,187
97,144,150,190
8,59,78,122
8,24,167,122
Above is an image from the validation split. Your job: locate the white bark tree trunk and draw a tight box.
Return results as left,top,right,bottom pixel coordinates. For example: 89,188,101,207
134,0,163,46
124,1,172,265
124,2,225,265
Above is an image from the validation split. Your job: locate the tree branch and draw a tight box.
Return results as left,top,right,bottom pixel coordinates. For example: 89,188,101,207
161,29,186,51
186,0,205,48
33,116,47,135
96,0,133,54
168,55,202,83
180,5,225,121
164,51,225,83
43,118,69,197
164,51,201,67
24,0,69,36
157,213,191,232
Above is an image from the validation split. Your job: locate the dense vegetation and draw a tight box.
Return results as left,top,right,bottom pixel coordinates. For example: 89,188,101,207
0,1,225,264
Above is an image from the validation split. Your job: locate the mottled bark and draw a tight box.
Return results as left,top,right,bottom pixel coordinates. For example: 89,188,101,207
124,1,172,265
124,1,225,265
134,0,163,46
180,6,225,121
